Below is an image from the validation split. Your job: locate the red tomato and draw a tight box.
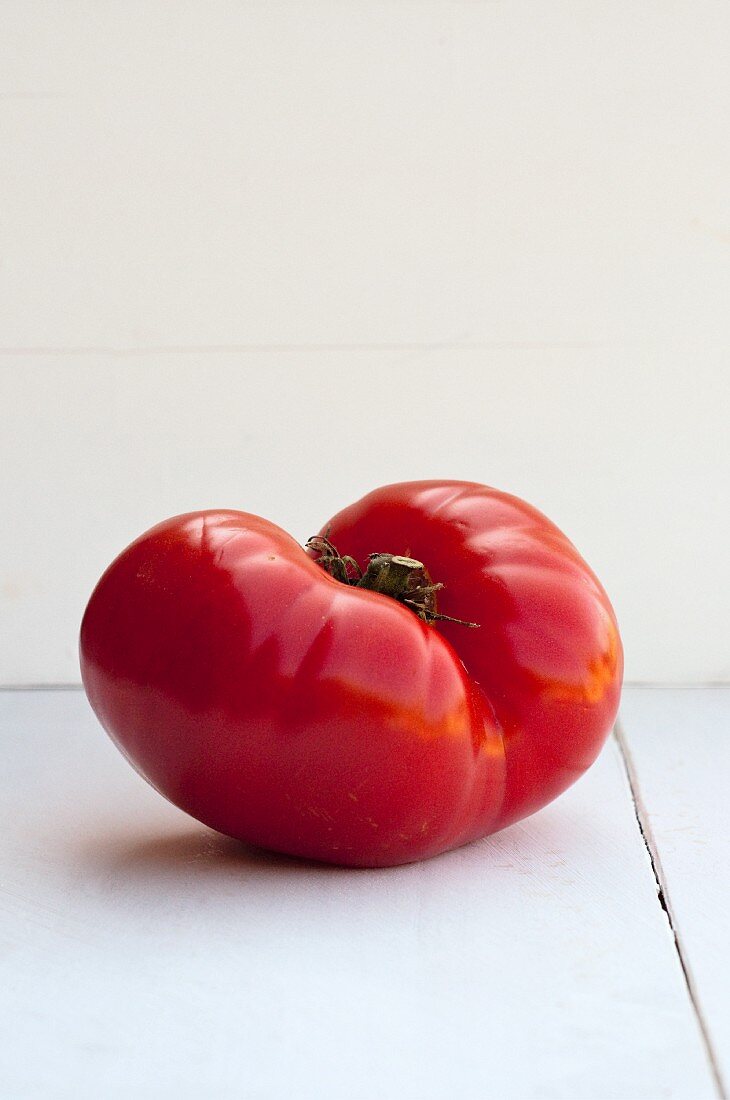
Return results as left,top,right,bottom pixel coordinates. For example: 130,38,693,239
80,480,622,867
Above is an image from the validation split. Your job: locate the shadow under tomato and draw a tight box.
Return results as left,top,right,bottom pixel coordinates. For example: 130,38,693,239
81,795,602,894
87,827,336,875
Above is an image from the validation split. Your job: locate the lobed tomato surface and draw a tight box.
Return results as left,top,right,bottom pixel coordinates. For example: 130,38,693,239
80,480,623,867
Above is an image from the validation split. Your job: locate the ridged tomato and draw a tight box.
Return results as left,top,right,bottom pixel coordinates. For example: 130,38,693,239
80,480,622,867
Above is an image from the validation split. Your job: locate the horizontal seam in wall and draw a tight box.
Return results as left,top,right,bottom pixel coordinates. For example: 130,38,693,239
0,340,627,357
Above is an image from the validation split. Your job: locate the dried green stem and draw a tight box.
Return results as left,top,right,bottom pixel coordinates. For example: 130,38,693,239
305,537,479,628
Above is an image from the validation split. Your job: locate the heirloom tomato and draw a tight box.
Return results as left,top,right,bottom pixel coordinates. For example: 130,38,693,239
80,480,622,867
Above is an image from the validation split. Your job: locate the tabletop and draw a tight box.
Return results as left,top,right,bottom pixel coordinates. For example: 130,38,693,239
1,686,727,1099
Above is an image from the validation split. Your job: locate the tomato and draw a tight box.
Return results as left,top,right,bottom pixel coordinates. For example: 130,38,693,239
80,480,622,867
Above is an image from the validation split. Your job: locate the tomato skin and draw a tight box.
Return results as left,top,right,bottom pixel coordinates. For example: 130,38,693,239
80,482,622,867
321,481,623,833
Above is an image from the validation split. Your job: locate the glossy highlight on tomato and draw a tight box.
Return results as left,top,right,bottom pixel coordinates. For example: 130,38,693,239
80,481,623,867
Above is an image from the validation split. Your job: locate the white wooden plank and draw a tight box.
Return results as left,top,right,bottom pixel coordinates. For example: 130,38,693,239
0,2,729,351
0,690,715,1099
2,354,729,687
620,687,730,1095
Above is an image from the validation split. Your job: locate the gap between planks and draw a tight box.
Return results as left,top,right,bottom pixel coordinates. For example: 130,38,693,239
614,721,727,1100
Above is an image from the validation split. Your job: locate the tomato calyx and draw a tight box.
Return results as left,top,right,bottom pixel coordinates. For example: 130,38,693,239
305,534,479,629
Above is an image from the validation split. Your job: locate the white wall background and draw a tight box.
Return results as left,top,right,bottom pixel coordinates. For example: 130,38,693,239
1,2,728,685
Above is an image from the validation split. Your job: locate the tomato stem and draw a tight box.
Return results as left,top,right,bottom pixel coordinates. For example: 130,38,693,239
305,536,479,628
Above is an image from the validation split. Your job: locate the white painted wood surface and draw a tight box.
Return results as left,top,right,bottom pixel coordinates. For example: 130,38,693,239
2,2,728,351
2,0,730,688
620,687,730,1096
0,689,718,1099
2,358,729,687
